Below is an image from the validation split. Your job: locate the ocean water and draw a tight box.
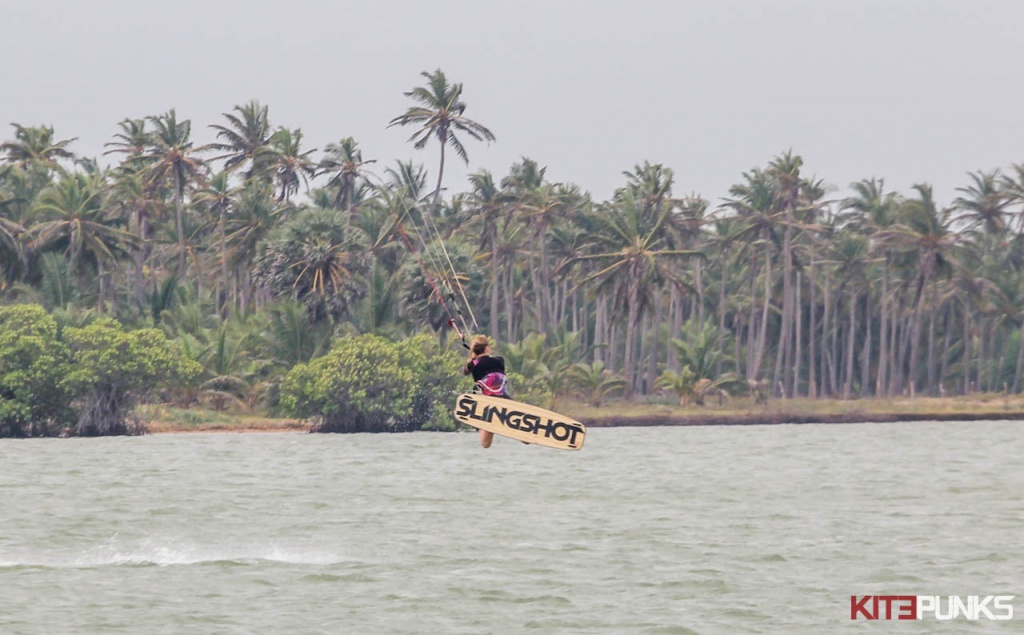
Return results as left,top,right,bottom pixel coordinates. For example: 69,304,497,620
1,421,1022,634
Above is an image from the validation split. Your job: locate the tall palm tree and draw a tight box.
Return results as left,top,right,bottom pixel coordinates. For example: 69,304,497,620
27,172,138,305
576,191,698,399
0,124,77,173
0,201,26,286
768,151,804,397
223,182,291,312
953,170,1013,239
256,127,317,203
319,137,376,214
721,167,781,384
208,100,273,179
103,118,149,166
141,110,209,277
842,178,901,395
193,171,235,314
388,69,495,211
463,169,513,336
879,184,959,394
107,168,162,307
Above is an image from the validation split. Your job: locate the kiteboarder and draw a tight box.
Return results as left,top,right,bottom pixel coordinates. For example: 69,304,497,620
463,335,509,448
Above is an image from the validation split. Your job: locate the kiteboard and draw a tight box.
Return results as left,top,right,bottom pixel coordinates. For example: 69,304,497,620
453,393,586,450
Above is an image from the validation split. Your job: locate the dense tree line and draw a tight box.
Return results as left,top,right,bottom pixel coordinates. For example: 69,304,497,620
3,69,1024,436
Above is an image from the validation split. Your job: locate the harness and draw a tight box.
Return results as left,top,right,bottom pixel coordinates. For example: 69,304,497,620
475,372,508,397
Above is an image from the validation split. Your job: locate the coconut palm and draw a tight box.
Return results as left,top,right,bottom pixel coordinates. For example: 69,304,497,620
0,203,26,287
193,171,235,314
140,110,209,277
255,128,317,203
388,69,495,211
953,170,1014,239
27,172,138,305
879,184,960,394
319,137,376,214
0,124,77,173
576,191,699,399
208,100,273,178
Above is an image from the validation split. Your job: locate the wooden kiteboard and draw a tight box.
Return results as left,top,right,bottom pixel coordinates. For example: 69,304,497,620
453,393,586,451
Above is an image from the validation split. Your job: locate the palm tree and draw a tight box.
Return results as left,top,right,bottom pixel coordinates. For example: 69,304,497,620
463,169,512,336
319,137,376,214
721,167,781,384
107,168,162,307
576,191,699,399
193,171,235,314
953,170,1013,239
223,183,291,313
103,118,149,165
388,69,495,211
0,124,77,173
768,152,803,397
0,204,26,286
140,110,209,277
879,184,960,394
27,172,138,306
208,100,273,178
842,178,901,396
569,361,625,406
256,127,317,203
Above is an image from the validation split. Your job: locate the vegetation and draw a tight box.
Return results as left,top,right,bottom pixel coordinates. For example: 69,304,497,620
281,334,462,432
3,68,1024,436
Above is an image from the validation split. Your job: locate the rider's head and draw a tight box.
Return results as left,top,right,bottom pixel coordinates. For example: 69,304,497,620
471,335,490,357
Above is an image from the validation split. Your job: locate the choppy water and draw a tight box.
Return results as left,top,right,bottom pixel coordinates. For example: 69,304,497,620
2,421,1023,634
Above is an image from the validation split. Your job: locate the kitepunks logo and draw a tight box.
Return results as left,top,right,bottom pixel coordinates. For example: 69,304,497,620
455,395,584,448
850,595,1015,621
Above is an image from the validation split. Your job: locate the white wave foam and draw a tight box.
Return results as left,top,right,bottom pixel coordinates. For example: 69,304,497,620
2,535,346,569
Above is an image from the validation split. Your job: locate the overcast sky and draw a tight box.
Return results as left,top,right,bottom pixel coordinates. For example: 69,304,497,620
3,0,1022,207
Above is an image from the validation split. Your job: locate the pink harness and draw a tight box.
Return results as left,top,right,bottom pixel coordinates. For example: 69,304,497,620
476,372,508,397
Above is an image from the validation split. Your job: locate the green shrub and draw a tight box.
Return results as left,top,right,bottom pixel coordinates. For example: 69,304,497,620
281,333,463,432
0,304,75,437
63,319,202,436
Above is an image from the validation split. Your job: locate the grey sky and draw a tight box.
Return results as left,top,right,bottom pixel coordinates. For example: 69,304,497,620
4,0,1022,206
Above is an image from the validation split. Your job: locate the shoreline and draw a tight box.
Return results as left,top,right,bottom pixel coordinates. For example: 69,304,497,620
142,405,1024,434
584,411,1024,428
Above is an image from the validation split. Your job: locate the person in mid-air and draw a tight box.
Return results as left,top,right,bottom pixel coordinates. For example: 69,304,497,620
463,335,509,448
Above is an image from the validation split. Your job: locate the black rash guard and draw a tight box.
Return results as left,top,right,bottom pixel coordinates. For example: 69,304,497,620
464,355,506,381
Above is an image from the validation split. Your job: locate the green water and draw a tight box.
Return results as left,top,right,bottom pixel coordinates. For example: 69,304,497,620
2,422,1022,634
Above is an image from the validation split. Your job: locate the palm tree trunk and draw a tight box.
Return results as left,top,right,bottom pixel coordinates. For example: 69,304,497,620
808,257,817,398
717,276,727,378
489,252,500,338
822,274,832,396
695,258,704,325
504,266,515,343
877,269,889,396
646,288,663,393
175,185,187,278
844,293,856,398
623,276,641,400
794,271,803,397
927,306,937,395
752,246,772,382
939,304,953,394
432,135,446,212
774,221,795,397
963,307,972,393
860,292,872,396
1014,320,1024,392
220,206,229,317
